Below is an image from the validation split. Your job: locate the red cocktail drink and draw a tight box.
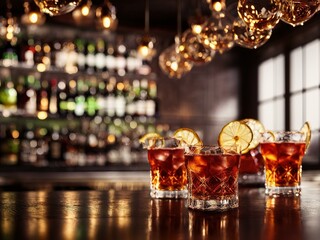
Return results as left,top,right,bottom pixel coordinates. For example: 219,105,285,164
185,145,240,211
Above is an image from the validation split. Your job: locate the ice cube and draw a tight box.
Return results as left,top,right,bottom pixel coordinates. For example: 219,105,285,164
172,151,185,169
279,143,299,156
153,150,170,162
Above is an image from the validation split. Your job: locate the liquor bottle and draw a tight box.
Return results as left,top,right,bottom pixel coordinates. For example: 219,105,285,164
20,36,35,67
146,80,157,117
85,77,98,117
55,41,68,70
57,80,68,117
0,124,20,165
16,75,27,110
95,38,106,72
34,127,49,166
66,79,77,116
65,41,78,74
105,77,116,117
124,80,136,116
136,79,147,116
24,75,37,115
49,78,58,115
37,77,50,112
51,39,62,69
0,75,17,110
96,80,106,116
115,44,127,76
86,40,96,73
34,39,43,65
115,81,126,117
75,38,86,72
131,79,141,117
42,42,52,68
85,123,99,165
19,123,37,165
74,77,87,117
47,125,65,163
105,44,116,73
1,41,18,67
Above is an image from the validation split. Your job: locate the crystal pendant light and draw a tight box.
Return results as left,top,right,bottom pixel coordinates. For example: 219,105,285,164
233,18,272,49
96,0,118,31
159,37,193,79
33,0,82,16
280,0,319,27
237,0,282,31
199,14,234,54
180,29,215,64
137,0,156,60
21,0,46,26
159,0,193,79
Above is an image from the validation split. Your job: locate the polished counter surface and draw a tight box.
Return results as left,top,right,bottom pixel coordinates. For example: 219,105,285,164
0,171,320,240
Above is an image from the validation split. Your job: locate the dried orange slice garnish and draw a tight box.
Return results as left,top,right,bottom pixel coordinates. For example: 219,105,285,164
262,130,276,142
240,118,265,151
218,120,253,154
139,132,163,148
300,121,311,150
173,128,203,146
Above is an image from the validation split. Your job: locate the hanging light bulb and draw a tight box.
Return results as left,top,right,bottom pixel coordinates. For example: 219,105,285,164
80,0,91,16
280,0,319,27
159,38,193,79
159,0,193,79
21,0,46,26
237,0,282,31
207,0,226,17
72,0,95,25
137,0,156,60
189,0,207,35
199,14,234,54
33,0,82,16
96,0,118,30
233,18,272,49
180,29,215,64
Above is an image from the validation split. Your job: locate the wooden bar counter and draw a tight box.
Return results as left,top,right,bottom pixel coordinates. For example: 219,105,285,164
0,171,320,240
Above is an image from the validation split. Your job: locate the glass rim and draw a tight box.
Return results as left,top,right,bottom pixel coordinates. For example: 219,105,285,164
261,130,304,134
185,144,240,155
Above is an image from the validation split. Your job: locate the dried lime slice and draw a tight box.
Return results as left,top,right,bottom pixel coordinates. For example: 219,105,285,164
300,121,311,151
173,128,203,146
218,121,253,154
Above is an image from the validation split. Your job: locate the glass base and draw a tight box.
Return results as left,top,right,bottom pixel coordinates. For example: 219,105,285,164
239,173,265,185
150,189,188,199
265,186,301,196
187,196,239,211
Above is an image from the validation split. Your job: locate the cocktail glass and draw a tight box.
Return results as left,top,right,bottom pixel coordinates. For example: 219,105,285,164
185,145,241,211
144,137,188,198
239,147,265,185
260,131,306,196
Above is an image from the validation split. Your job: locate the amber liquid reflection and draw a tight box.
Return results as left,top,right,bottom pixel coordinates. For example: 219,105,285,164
262,196,302,240
188,209,239,240
147,199,187,239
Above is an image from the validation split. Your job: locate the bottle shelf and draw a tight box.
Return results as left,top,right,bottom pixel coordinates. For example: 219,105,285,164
0,28,165,171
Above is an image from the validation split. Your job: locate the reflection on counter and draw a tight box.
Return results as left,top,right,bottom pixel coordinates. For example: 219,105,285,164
262,196,302,240
147,199,187,240
0,183,149,240
188,209,239,240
